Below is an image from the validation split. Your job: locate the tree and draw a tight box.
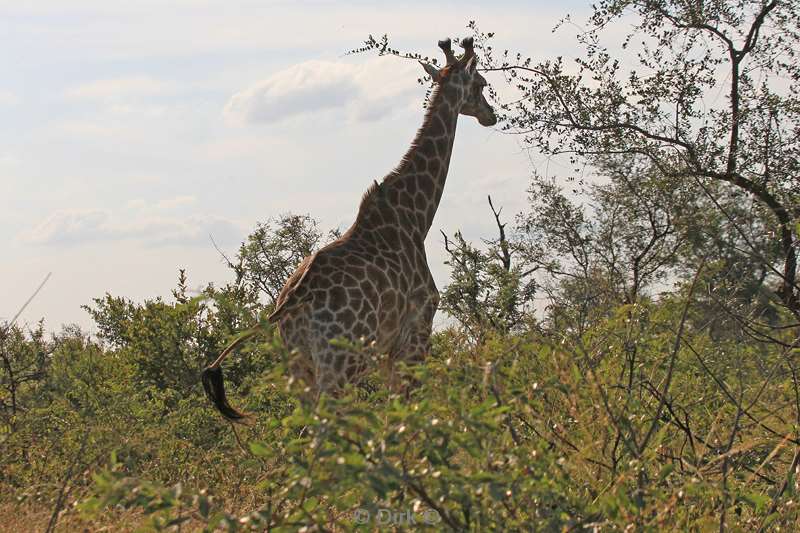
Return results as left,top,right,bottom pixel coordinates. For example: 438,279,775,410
515,156,704,333
440,196,537,341
224,214,339,306
84,270,264,398
471,1,799,317
0,321,51,429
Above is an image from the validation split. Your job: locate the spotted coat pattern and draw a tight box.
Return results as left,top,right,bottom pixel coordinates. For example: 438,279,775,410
268,39,496,393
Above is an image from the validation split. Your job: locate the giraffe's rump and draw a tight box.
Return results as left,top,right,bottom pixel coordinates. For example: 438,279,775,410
268,253,316,322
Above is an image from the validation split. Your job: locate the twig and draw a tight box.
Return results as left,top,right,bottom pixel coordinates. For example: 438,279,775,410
3,272,52,333
719,377,745,533
486,362,521,446
45,430,89,533
640,259,705,452
757,447,800,533
230,422,253,456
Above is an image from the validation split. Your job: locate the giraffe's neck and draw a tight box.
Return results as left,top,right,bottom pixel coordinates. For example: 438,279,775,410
357,85,460,242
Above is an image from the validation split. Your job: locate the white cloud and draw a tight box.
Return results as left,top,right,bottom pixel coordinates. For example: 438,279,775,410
66,76,175,100
23,209,113,245
0,152,19,166
120,214,243,246
154,195,196,209
127,199,147,210
0,90,18,106
22,208,243,247
126,195,196,211
225,60,359,124
55,120,120,138
224,57,421,125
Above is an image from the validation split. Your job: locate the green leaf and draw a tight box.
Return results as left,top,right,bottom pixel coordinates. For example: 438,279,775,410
761,512,780,529
249,441,271,457
198,495,210,519
657,463,674,483
165,515,191,527
737,491,770,512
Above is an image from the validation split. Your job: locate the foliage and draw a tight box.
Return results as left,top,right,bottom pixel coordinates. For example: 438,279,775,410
477,0,799,316
225,214,339,305
440,196,537,341
1,232,799,531
64,297,800,530
2,1,800,530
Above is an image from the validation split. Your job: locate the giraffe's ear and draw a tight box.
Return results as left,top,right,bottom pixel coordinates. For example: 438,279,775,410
420,61,442,82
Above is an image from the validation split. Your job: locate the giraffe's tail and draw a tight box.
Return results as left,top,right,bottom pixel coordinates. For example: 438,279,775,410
201,366,248,421
201,326,262,423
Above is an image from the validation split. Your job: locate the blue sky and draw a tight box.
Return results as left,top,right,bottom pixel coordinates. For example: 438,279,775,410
1,1,593,330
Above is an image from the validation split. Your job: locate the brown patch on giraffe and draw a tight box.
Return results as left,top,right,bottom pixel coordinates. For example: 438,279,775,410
380,226,400,249
415,175,433,198
428,116,445,137
328,286,347,309
414,191,427,209
419,138,436,158
337,308,356,326
334,356,345,372
362,281,378,302
365,312,378,331
316,309,334,323
382,208,399,226
366,264,389,289
399,190,414,207
435,138,449,156
415,212,426,230
352,322,370,339
382,290,397,310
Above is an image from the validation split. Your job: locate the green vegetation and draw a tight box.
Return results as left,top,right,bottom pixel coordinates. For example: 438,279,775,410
3,0,799,530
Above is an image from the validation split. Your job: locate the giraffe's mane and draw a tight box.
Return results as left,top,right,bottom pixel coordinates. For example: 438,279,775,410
354,83,445,225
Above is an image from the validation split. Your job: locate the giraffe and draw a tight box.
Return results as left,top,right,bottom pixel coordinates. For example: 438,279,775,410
203,37,496,421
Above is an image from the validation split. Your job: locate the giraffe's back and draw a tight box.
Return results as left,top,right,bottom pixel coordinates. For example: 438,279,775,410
269,231,433,381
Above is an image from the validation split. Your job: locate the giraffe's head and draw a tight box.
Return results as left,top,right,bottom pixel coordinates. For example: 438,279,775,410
420,37,497,127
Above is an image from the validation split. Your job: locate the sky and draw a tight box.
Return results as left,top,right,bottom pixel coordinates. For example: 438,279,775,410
1,0,594,332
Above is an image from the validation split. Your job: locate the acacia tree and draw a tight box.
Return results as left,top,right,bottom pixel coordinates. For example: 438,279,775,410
516,156,697,333
440,196,538,341
472,0,799,318
224,214,339,306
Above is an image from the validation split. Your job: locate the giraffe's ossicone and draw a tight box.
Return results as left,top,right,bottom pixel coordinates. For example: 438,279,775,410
203,37,496,421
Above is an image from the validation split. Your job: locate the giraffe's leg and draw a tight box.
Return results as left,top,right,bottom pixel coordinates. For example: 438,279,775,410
312,344,365,397
390,290,438,394
278,308,317,401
